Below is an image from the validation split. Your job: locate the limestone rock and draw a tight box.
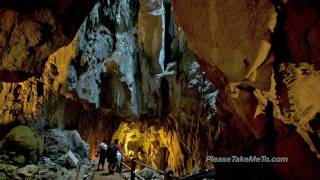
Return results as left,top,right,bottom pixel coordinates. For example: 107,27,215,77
113,121,185,174
283,0,320,65
43,129,89,161
173,0,320,179
12,155,25,165
0,172,10,180
3,126,43,163
36,158,78,180
0,0,98,82
173,0,277,89
139,168,163,180
16,164,39,178
0,0,218,175
0,163,18,175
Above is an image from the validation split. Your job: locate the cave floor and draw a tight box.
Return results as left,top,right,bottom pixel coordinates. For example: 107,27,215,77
92,160,125,180
92,170,125,180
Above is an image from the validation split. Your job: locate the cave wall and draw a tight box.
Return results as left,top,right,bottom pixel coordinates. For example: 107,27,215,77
0,0,218,175
0,0,98,82
2,0,319,179
173,0,320,179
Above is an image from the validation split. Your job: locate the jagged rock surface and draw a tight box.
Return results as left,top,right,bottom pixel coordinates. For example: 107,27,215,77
1,0,319,179
0,0,217,175
43,129,89,161
173,0,320,179
2,125,43,163
0,128,93,180
0,0,98,82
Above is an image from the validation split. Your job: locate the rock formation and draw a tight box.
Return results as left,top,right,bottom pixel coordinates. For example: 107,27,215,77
0,0,217,175
0,128,93,180
2,125,43,164
0,0,97,82
173,0,320,179
0,0,319,179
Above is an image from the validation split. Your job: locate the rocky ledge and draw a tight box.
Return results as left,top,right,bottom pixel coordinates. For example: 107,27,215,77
0,126,94,180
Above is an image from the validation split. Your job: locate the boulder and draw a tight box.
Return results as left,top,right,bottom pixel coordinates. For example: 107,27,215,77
12,155,25,165
139,168,163,180
0,163,18,174
66,151,79,169
43,129,89,161
0,163,18,179
16,164,39,178
0,172,9,180
56,151,79,169
3,126,43,163
36,160,77,180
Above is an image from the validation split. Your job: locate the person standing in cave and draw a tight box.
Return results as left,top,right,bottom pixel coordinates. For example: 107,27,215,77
115,139,124,172
107,139,123,173
97,138,108,171
107,140,117,174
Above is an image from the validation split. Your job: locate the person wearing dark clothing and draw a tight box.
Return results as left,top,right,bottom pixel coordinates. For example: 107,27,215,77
97,139,108,171
107,139,123,173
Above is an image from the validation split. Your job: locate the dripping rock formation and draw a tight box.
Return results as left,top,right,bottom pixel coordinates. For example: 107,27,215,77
1,0,217,176
0,0,319,179
173,0,320,179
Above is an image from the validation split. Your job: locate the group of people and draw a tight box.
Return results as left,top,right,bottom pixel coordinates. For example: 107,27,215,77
96,139,124,173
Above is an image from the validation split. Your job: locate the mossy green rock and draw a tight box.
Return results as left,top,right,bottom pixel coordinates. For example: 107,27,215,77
0,172,10,180
3,126,43,163
16,164,39,177
13,155,25,165
0,163,18,179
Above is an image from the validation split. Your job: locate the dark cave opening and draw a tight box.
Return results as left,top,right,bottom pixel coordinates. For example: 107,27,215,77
163,1,173,70
36,81,44,97
160,77,170,118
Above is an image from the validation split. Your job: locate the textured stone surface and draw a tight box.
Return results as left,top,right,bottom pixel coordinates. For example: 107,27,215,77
0,0,97,82
3,126,43,163
0,128,93,180
283,0,320,65
0,0,218,175
173,0,320,179
43,129,89,161
114,121,184,173
2,0,320,179
173,0,276,89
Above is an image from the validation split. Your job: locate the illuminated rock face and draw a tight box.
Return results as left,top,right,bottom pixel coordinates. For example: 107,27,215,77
173,0,276,89
0,0,217,175
173,0,320,179
1,0,320,179
0,0,97,82
113,122,185,173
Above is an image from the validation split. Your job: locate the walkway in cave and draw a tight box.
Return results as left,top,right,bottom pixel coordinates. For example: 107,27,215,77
92,170,125,180
92,160,125,180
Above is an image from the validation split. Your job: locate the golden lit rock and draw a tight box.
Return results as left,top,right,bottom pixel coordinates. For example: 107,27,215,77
138,0,164,61
0,0,97,82
0,36,78,125
113,121,185,174
173,0,277,88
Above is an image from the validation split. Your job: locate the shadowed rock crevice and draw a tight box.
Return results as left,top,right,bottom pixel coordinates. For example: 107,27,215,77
1,0,320,179
0,0,98,82
173,0,320,179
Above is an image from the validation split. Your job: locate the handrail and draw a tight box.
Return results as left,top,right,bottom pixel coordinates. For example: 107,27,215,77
121,161,131,171
120,156,211,180
121,160,145,180
133,160,165,174
120,160,145,180
121,156,175,180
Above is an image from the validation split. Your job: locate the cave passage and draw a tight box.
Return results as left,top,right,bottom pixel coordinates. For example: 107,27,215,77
1,0,320,180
